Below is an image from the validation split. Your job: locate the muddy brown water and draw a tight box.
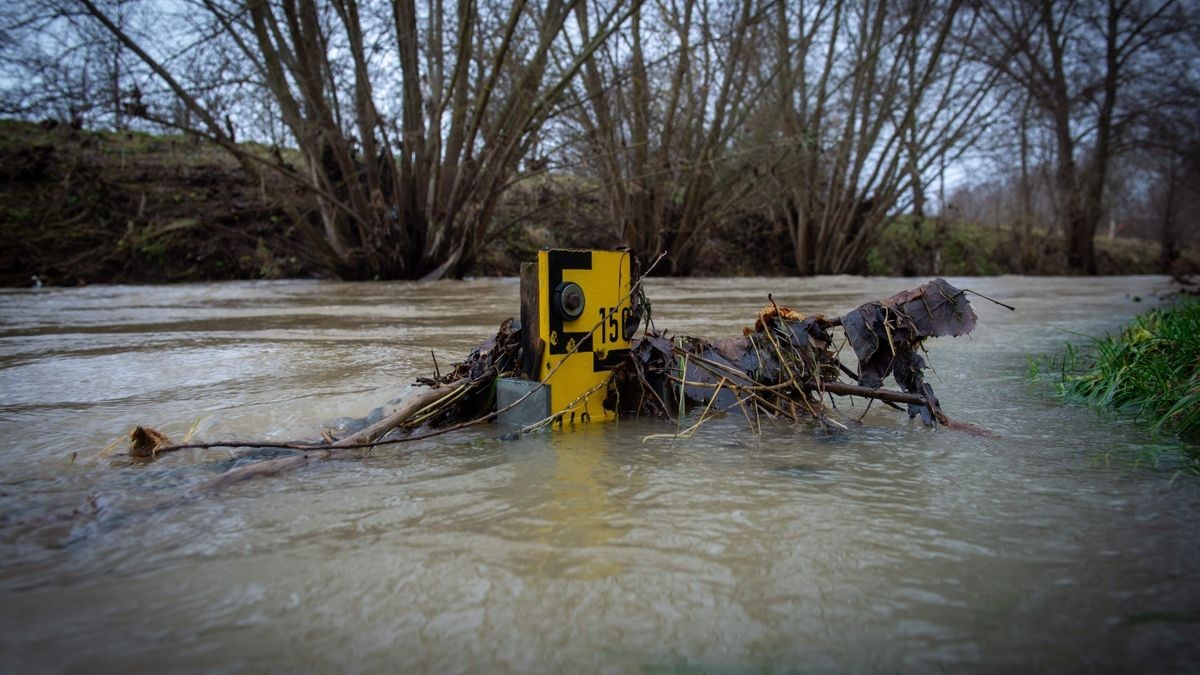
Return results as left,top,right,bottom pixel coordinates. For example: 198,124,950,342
1,276,1197,672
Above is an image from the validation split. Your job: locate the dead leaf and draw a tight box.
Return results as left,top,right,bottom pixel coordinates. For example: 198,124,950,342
129,426,173,459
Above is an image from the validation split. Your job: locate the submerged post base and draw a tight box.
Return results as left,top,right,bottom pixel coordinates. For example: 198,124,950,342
496,378,551,429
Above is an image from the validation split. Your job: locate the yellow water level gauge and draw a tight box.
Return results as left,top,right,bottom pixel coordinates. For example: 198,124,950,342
537,249,635,423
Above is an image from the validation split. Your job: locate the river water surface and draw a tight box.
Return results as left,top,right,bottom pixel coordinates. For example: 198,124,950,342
1,275,1197,672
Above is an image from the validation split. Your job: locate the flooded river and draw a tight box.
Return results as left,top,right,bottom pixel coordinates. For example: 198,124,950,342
1,276,1197,672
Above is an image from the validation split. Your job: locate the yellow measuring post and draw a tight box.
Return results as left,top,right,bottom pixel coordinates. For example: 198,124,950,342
536,249,634,424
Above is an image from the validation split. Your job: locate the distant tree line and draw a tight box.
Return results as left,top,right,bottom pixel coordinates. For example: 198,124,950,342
1,0,1196,278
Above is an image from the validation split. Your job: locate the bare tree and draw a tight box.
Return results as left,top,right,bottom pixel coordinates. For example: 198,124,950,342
755,0,993,275
0,0,140,128
69,0,639,279
976,0,1189,273
1126,93,1200,271
563,0,766,275
6,0,1193,281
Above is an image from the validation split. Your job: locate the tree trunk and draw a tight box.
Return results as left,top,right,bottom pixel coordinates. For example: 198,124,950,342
1160,157,1180,272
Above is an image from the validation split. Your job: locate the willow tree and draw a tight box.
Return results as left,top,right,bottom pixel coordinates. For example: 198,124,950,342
753,0,995,275
78,0,638,279
564,0,766,275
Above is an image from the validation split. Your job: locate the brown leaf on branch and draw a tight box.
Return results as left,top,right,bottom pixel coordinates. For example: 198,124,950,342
128,426,173,459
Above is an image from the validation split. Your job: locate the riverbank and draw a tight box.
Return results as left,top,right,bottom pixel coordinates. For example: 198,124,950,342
2,120,1196,286
0,120,322,286
1032,294,1200,472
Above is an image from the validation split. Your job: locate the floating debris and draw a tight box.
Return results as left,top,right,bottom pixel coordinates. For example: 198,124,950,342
123,272,1000,490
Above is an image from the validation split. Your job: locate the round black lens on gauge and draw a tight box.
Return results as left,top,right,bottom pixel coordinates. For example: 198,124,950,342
553,281,585,320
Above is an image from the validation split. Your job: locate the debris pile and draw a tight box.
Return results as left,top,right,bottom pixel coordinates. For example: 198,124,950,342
610,278,978,431
124,278,992,489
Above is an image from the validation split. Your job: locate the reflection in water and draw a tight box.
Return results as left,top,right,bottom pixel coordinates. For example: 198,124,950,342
534,426,627,580
0,276,1198,672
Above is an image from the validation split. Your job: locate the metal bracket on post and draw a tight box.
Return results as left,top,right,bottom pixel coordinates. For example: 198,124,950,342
498,262,551,428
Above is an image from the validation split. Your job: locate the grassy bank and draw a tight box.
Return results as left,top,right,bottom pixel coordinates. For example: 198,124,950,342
1030,296,1200,472
865,218,1200,277
3,119,1196,285
0,119,323,285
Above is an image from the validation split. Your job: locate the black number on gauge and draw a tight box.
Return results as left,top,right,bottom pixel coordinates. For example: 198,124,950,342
598,306,627,344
